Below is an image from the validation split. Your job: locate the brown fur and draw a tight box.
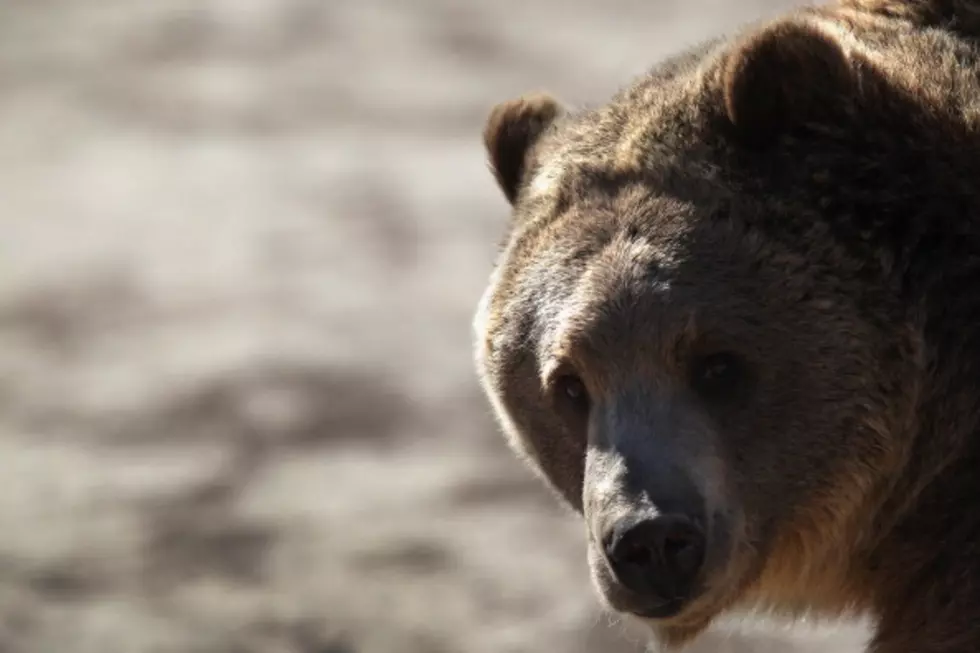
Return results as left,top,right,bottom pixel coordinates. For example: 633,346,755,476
474,1,980,651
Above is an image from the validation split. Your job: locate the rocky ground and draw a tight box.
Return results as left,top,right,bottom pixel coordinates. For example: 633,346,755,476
0,1,870,651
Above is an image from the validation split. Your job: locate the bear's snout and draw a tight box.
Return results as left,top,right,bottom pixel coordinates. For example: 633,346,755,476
582,386,733,621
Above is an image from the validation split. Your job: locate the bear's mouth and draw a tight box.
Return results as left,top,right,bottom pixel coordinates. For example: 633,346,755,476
624,595,688,620
597,567,707,623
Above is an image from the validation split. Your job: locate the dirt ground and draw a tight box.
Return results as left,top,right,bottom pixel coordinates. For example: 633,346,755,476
0,1,872,651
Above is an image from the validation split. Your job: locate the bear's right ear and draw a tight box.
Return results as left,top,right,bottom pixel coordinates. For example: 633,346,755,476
722,18,861,147
483,94,564,205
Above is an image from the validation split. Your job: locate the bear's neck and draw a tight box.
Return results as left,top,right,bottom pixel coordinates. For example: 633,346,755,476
861,274,980,652
863,450,980,652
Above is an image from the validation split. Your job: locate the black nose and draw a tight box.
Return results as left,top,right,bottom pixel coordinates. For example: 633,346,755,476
603,514,705,615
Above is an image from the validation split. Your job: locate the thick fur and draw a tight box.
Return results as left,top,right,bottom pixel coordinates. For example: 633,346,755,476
474,1,980,652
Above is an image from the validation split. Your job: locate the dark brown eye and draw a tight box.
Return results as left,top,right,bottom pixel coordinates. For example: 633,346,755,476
690,352,747,403
553,374,591,416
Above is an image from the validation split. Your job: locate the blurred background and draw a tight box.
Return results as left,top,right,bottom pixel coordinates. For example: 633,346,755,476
0,1,871,651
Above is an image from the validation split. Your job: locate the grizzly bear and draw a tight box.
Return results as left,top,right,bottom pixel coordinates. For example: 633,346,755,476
472,1,980,651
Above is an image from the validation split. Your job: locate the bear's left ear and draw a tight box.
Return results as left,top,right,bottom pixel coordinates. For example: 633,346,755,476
483,93,564,205
722,19,861,147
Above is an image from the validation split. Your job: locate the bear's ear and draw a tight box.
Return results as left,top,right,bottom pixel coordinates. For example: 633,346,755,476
483,94,564,205
722,19,859,147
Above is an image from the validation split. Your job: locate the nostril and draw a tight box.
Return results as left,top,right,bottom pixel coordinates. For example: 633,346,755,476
657,523,703,578
613,535,658,568
663,534,691,556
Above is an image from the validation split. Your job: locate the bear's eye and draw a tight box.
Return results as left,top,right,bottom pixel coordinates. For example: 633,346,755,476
690,352,747,403
552,373,591,420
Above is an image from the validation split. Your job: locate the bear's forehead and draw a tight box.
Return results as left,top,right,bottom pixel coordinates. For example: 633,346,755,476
521,44,731,217
553,84,716,179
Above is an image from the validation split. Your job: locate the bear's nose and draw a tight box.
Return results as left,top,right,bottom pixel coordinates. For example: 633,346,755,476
602,514,705,617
